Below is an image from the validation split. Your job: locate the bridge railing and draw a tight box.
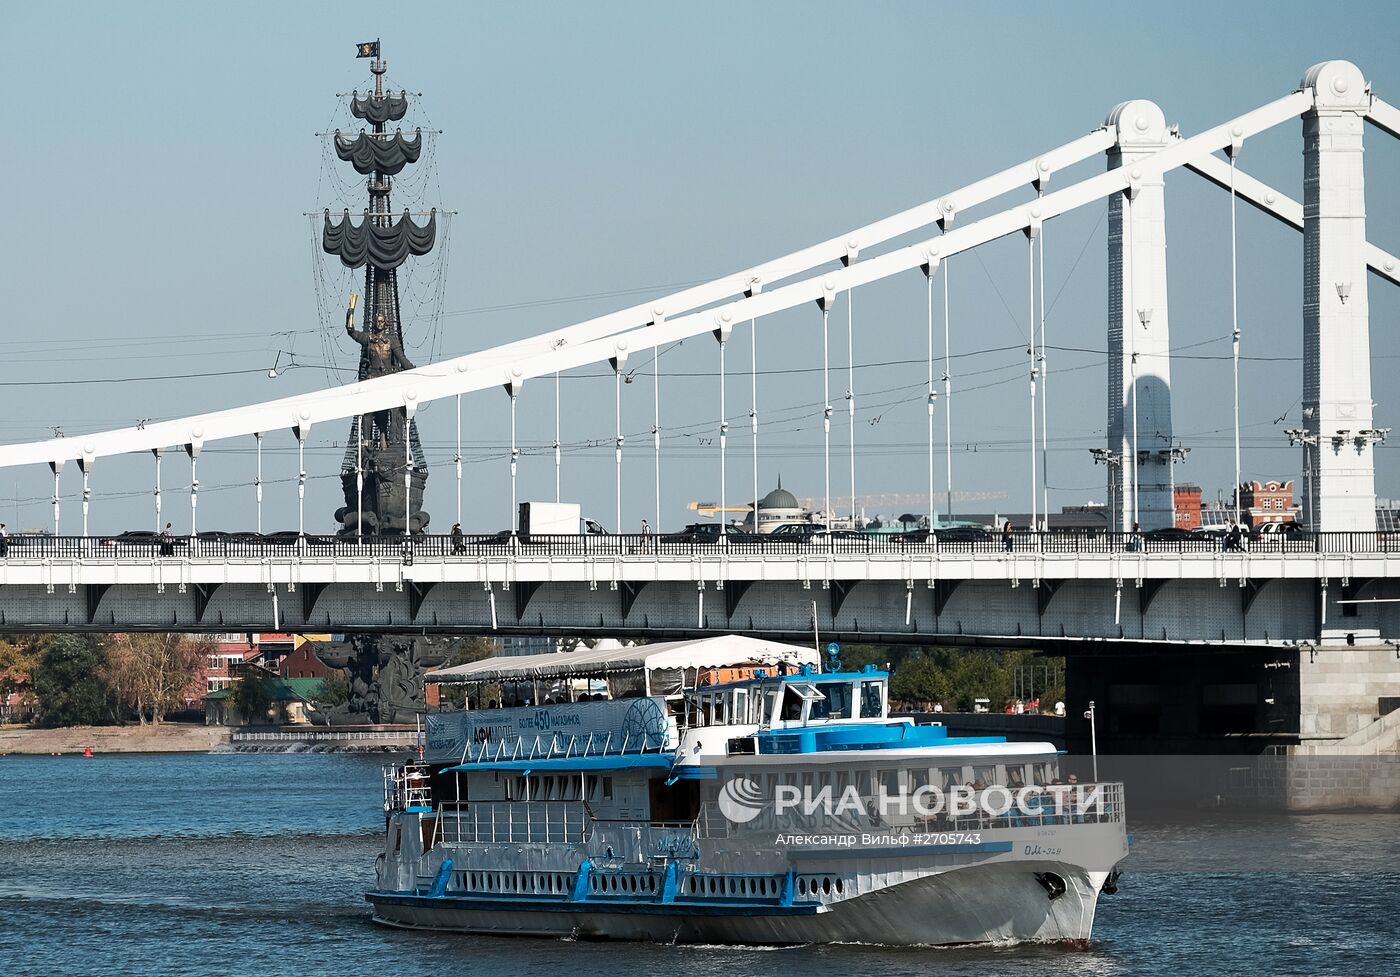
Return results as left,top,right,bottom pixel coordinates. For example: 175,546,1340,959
1,530,1396,560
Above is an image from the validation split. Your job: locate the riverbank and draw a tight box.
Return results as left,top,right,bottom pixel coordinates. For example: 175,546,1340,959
0,723,229,755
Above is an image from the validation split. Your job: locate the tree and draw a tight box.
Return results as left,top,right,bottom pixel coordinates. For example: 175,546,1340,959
228,670,276,724
312,671,350,706
32,635,118,728
106,633,211,725
438,636,499,708
0,635,50,714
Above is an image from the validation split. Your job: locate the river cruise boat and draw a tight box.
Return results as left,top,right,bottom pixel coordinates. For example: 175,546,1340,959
368,635,1127,945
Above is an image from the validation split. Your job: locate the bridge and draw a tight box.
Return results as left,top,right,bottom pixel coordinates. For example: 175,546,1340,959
0,531,1395,648
3,59,1400,759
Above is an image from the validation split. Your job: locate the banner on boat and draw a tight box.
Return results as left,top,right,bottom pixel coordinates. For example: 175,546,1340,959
426,696,672,762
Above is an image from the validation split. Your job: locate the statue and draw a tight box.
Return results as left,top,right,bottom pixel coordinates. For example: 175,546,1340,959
310,636,447,726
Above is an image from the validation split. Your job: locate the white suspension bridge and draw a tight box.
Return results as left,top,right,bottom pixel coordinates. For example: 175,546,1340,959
1,60,1399,653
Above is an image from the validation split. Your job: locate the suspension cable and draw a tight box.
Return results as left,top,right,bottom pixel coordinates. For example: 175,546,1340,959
456,393,464,525
1125,191,1139,530
847,287,856,526
1030,229,1041,531
1038,190,1049,528
944,258,953,520
1229,142,1242,525
553,372,560,504
926,268,936,529
653,342,661,534
615,365,624,535
821,300,833,530
750,316,759,532
719,328,728,538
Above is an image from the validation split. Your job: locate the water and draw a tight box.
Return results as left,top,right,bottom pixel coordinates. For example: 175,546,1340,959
1,752,1395,977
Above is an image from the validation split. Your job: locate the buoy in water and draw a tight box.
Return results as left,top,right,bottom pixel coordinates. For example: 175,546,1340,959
83,746,93,758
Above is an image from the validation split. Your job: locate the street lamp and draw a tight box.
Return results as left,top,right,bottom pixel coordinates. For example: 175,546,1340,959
1090,447,1126,531
1285,428,1319,529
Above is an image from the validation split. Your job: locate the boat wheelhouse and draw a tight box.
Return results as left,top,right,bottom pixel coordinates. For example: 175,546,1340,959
369,635,1127,945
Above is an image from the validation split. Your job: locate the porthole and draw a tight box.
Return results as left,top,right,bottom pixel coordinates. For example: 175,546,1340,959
822,877,832,896
798,878,808,895
835,878,845,894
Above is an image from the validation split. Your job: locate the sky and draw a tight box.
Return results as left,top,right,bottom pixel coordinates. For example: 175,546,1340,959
3,1,1398,534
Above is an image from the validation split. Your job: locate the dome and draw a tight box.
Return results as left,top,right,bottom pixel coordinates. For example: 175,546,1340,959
759,486,799,509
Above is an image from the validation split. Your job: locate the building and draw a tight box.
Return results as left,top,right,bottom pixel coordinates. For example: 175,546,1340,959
738,478,813,534
203,633,327,694
278,641,336,680
203,672,327,726
1238,480,1298,528
1174,483,1202,530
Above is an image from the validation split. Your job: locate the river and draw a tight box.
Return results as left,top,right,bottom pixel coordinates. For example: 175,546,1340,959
0,752,1394,976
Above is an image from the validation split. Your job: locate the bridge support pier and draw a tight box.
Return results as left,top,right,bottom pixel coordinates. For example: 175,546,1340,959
1105,100,1175,532
1299,61,1378,531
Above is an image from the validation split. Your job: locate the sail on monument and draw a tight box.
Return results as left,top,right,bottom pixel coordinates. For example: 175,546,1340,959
323,40,438,537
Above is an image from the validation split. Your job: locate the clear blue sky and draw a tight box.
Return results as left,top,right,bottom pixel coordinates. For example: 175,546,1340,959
4,1,1398,533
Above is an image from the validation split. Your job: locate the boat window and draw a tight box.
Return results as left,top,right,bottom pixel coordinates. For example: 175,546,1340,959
760,688,779,724
879,769,902,794
714,694,729,724
972,765,996,790
1006,765,1026,788
859,680,885,719
602,777,614,800
733,690,749,724
781,687,806,721
940,767,963,790
908,767,932,791
809,682,852,720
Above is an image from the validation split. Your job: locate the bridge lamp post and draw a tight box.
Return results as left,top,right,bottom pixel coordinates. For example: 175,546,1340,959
1089,448,1125,532
1285,429,1319,529
1156,444,1190,524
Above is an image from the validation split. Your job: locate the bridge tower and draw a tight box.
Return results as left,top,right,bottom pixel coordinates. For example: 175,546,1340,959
322,44,439,536
1105,100,1175,532
1299,61,1378,531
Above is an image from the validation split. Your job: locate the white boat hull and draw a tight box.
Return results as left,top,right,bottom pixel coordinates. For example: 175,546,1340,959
368,859,1109,946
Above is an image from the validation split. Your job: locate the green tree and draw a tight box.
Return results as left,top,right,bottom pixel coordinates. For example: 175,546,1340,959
312,670,350,706
889,653,952,706
228,670,276,723
32,635,118,728
0,635,51,714
438,636,499,708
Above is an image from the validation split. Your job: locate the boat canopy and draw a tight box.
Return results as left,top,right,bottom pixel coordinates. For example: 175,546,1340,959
426,635,818,692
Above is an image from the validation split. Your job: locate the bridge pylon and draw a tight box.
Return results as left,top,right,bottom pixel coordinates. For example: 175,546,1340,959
1105,99,1175,532
1300,60,1378,531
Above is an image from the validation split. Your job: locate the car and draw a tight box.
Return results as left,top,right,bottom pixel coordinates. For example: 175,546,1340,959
661,523,762,544
1143,527,1197,540
930,527,995,544
259,531,336,547
101,530,181,548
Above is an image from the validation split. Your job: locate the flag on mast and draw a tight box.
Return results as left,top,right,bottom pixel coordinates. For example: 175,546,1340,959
356,40,381,58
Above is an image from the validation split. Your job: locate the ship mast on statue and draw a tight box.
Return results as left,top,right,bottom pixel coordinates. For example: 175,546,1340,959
312,41,449,726
323,40,436,537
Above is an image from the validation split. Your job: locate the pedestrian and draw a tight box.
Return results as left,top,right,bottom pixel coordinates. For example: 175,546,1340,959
159,522,174,557
450,522,465,555
0,523,7,558
640,517,650,536
1002,520,1014,552
1226,521,1242,552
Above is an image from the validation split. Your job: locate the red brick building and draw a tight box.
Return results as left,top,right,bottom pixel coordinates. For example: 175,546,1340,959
1238,480,1297,528
1174,483,1203,530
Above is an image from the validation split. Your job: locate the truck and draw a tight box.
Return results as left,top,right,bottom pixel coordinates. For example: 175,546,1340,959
517,502,605,538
